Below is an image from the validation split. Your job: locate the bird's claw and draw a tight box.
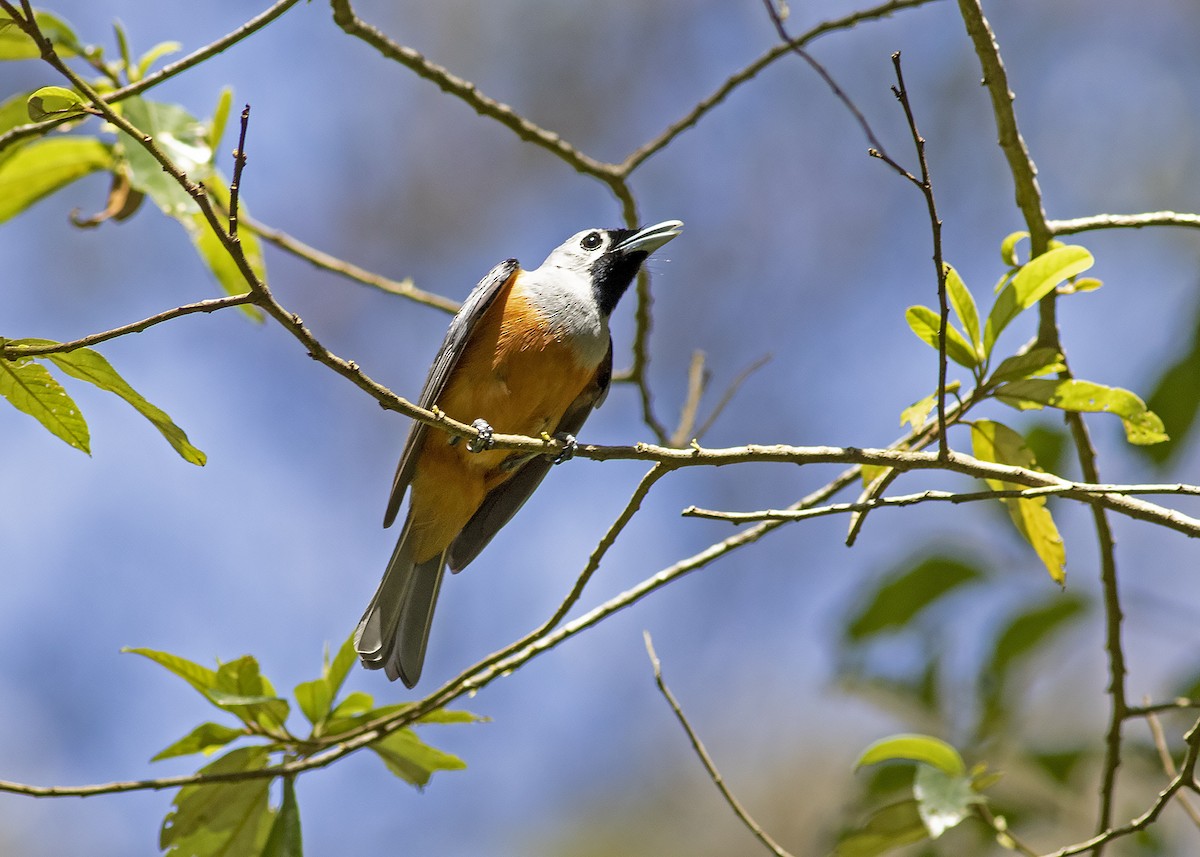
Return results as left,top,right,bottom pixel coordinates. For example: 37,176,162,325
551,432,577,465
467,418,495,453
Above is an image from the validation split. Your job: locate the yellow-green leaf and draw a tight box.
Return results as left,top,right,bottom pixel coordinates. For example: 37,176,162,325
180,175,266,319
1010,245,1093,309
1000,231,1029,267
833,799,929,857
905,305,979,368
971,420,1065,584
899,382,961,431
995,378,1168,445
0,10,81,61
0,356,88,452
855,733,966,777
26,85,86,121
12,339,206,464
160,746,274,857
0,136,112,222
945,263,980,350
985,347,1065,387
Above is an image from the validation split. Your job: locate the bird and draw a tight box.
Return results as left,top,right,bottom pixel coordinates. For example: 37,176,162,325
355,220,684,686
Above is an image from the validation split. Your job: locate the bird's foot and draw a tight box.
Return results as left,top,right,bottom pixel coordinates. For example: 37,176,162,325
467,418,495,453
549,432,577,465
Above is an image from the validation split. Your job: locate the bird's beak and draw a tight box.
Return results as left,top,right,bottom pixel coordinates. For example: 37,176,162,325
612,220,684,255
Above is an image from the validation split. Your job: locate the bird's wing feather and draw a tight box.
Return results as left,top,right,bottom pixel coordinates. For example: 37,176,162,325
446,340,612,571
383,259,520,527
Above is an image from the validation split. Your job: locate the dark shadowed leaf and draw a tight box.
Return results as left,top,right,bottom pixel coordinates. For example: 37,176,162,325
845,556,982,641
160,746,274,857
833,799,929,857
369,728,466,787
262,776,303,857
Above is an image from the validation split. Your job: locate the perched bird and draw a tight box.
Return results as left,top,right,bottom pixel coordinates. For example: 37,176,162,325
355,220,684,686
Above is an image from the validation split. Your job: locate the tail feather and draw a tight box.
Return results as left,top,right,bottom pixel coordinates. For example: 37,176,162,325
355,520,447,687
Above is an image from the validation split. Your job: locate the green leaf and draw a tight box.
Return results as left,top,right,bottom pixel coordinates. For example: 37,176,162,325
160,746,274,857
995,378,1168,445
898,382,961,431
112,20,131,76
262,776,303,857
12,339,206,464
180,175,266,318
0,10,82,61
981,595,1086,730
845,556,983,641
215,656,289,732
0,356,89,452
124,647,220,697
855,734,966,777
1141,326,1200,465
1000,231,1028,267
26,85,87,121
945,263,980,351
904,305,979,368
913,763,982,838
1059,276,1102,295
833,800,929,857
151,722,246,762
119,96,212,217
208,86,233,159
985,347,1065,387
0,136,112,222
1010,245,1094,309
417,708,487,725
982,246,1093,354
860,463,890,488
135,40,181,81
970,420,1066,584
294,678,333,729
369,728,467,787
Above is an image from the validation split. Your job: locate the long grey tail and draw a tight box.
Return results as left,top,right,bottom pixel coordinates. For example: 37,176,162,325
354,519,447,687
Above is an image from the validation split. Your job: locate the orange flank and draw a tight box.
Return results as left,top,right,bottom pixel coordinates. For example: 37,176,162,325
403,274,601,564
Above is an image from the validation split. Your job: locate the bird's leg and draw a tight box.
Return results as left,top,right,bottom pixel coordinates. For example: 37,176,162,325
466,418,495,453
549,432,577,465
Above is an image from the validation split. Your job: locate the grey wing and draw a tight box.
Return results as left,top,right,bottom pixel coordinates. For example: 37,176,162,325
383,258,520,528
446,340,613,571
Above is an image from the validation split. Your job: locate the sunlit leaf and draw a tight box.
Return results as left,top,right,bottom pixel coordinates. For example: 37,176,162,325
898,382,961,431
1010,245,1093,309
855,734,966,777
945,263,980,351
12,339,205,464
1059,276,1102,295
119,96,212,217
905,305,979,368
913,763,982,838
0,136,112,222
985,347,1065,387
26,85,87,121
215,655,289,732
1000,231,1028,267
151,722,246,762
135,40,181,81
845,556,983,641
0,10,82,61
833,799,929,857
970,420,1065,584
208,86,233,159
160,746,274,857
0,356,88,452
995,378,1168,445
124,647,219,697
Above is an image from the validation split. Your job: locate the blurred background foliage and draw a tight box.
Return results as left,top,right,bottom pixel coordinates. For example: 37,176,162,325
3,0,1200,855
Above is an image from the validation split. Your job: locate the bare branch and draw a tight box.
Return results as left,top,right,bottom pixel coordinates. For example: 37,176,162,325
1049,211,1200,235
644,633,795,857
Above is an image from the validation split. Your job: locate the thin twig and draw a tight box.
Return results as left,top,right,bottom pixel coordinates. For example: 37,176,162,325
0,0,302,154
227,104,250,238
670,350,709,447
1048,212,1200,235
644,633,795,857
1,294,256,358
693,354,772,443
1145,701,1200,829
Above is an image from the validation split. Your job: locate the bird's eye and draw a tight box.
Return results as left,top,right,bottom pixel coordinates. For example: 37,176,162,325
580,231,603,251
